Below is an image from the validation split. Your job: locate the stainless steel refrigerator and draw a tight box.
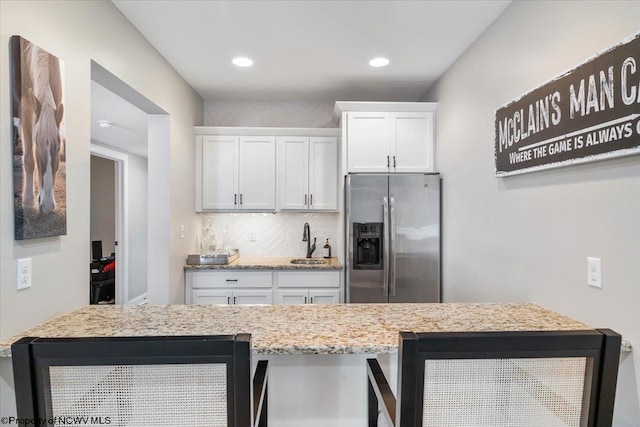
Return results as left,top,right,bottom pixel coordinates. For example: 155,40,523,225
346,174,440,303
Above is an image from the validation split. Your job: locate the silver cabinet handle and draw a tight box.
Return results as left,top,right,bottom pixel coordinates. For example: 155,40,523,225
234,194,237,205
393,156,396,168
240,194,243,205
310,194,313,206
305,194,308,206
225,279,238,282
387,155,390,168
227,297,231,304
383,197,390,297
390,197,397,296
233,296,237,304
304,296,307,304
310,296,314,304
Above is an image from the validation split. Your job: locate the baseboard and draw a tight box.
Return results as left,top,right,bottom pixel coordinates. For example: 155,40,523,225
128,293,148,306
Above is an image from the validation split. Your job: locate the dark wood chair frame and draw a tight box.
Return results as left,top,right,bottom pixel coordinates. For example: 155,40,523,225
367,329,621,427
12,334,268,427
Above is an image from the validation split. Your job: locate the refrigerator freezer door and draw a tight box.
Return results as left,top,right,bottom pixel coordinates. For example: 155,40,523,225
346,175,388,303
389,174,440,303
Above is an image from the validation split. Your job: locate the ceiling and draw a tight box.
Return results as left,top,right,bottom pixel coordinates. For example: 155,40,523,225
91,81,148,158
112,0,511,102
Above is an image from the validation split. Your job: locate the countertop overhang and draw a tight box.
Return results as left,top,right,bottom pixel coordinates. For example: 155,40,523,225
2,303,629,357
184,256,343,270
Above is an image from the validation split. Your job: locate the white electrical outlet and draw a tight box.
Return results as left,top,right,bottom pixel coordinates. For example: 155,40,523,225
16,258,32,290
587,257,602,288
180,224,185,239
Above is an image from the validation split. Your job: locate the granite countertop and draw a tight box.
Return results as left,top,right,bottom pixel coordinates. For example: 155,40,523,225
184,256,343,270
0,303,630,357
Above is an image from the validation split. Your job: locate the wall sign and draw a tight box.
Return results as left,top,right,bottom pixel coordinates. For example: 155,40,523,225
495,33,640,177
11,36,67,239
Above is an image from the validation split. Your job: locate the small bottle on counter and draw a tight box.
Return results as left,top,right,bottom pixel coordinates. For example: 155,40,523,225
323,239,331,258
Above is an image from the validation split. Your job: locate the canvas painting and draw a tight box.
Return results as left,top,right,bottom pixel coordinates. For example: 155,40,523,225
11,36,66,240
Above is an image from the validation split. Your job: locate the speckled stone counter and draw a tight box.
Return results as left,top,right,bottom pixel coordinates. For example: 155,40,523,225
1,303,629,357
184,256,343,270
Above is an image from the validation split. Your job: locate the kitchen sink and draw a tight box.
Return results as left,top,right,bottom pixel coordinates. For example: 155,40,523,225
290,258,328,265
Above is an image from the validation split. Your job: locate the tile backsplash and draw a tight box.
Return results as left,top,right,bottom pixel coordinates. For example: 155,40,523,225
199,212,339,257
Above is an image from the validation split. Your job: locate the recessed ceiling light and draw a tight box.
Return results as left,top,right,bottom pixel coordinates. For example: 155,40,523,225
369,57,390,67
232,57,254,67
97,120,114,128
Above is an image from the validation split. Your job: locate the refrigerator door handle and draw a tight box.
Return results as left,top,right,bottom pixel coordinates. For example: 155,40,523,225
390,196,397,296
383,197,390,297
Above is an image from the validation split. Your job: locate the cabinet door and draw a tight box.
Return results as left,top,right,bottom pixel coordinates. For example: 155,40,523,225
276,290,309,305
239,136,276,210
309,137,338,210
309,289,340,304
202,136,239,210
192,289,233,305
391,112,434,172
277,137,309,210
346,112,390,173
233,289,273,305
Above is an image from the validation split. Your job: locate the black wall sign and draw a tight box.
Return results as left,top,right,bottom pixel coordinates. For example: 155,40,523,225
495,33,640,176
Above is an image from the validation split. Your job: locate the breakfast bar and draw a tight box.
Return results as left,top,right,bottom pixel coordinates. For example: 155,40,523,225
0,303,607,357
0,303,631,426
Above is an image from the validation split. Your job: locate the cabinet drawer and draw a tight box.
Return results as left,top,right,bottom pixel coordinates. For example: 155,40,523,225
277,271,340,288
192,271,273,288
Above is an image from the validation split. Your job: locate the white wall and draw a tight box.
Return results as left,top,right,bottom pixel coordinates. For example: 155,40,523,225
421,1,640,425
127,153,148,301
90,155,116,256
1,0,202,416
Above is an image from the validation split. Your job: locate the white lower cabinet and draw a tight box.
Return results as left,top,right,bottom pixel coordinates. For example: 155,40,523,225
276,289,340,304
275,271,341,305
186,271,273,305
186,269,341,305
192,288,273,305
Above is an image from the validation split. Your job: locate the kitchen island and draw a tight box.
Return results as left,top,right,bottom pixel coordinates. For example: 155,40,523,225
0,303,631,426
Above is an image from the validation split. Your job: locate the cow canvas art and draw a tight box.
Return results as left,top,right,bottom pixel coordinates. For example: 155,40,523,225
12,36,66,240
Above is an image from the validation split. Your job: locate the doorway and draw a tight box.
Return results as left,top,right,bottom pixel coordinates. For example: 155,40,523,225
90,60,170,305
89,155,117,304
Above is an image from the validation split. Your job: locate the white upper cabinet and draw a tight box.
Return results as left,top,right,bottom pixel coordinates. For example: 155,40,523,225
337,102,437,173
277,136,309,210
277,136,338,211
346,112,390,173
309,137,338,210
201,136,239,210
239,136,276,210
196,127,339,212
198,135,275,211
391,112,435,173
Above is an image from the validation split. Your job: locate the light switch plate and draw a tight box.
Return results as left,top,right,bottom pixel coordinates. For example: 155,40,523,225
16,258,32,290
587,257,602,288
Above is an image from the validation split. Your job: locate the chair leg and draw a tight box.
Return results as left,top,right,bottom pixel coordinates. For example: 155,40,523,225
368,378,379,427
258,383,268,427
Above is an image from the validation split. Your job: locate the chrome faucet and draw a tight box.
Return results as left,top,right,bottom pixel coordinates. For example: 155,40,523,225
302,222,316,258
